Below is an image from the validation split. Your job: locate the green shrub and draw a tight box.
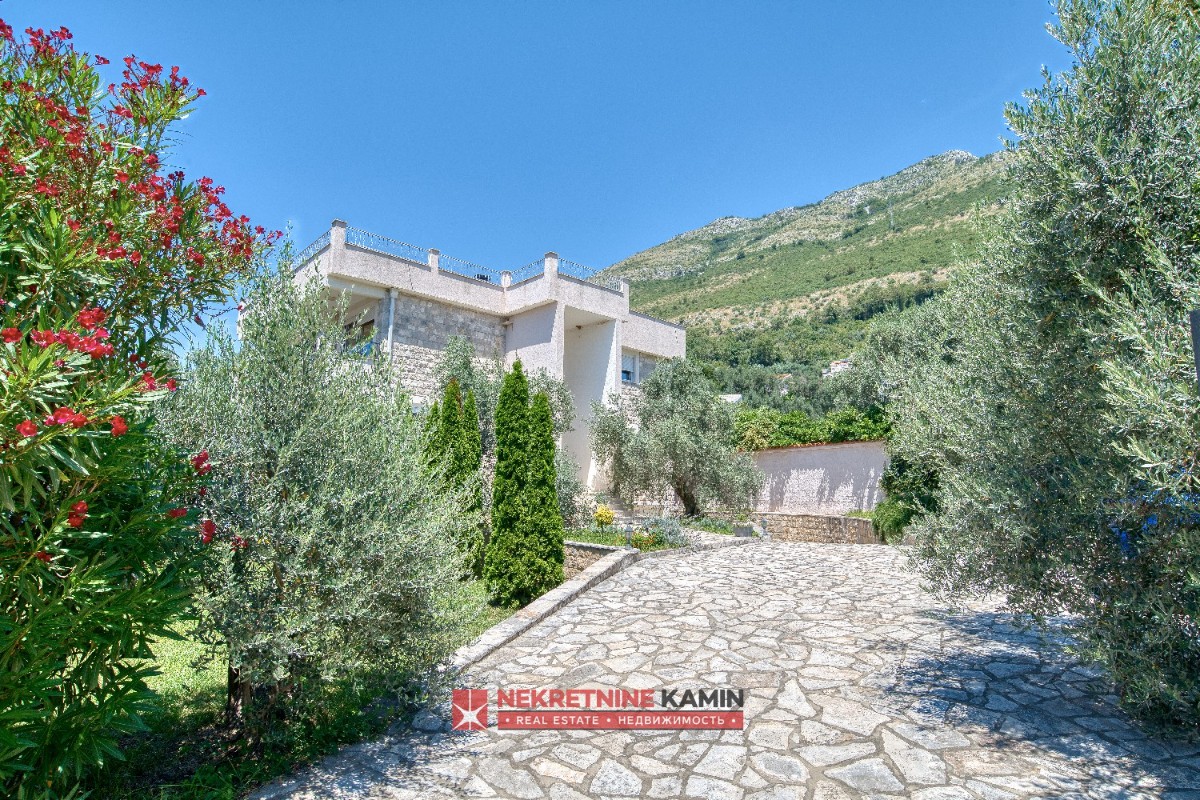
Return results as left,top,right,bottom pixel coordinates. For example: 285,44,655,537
640,516,689,548
0,25,265,796
158,270,475,733
735,405,889,450
555,450,592,529
870,499,911,545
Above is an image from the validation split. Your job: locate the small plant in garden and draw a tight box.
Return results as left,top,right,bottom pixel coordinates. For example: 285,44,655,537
593,503,615,530
0,23,269,796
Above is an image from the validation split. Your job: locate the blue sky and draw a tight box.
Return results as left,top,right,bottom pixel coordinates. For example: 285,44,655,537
8,1,1068,271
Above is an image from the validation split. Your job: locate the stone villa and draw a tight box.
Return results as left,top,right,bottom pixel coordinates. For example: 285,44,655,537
292,220,685,488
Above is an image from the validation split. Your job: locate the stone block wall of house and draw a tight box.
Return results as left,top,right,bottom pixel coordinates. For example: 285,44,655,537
379,294,504,403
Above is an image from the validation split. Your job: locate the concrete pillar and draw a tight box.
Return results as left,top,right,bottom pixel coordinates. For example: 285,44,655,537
620,278,630,297
330,219,347,275
428,248,440,274
386,288,398,354
501,270,512,288
544,251,559,278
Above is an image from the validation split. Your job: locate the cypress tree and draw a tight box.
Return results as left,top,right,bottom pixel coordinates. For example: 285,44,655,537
519,392,565,598
437,380,463,475
485,360,530,604
461,389,485,577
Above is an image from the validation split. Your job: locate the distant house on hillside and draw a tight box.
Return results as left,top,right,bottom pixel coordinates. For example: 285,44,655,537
292,220,685,488
822,359,853,378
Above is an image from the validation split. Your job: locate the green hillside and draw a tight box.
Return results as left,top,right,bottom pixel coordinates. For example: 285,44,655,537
603,150,1011,399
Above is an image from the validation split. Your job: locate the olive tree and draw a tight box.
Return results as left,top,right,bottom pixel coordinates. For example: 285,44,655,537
591,359,762,517
885,0,1200,726
158,268,477,731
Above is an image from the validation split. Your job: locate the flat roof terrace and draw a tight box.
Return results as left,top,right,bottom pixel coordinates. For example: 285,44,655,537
293,220,687,326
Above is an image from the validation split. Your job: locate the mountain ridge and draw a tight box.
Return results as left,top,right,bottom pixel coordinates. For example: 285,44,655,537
599,149,1010,378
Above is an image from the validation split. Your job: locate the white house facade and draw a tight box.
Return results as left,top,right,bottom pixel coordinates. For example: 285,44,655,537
292,220,686,489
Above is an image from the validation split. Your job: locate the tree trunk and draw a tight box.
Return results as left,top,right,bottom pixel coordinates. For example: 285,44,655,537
675,482,700,517
226,664,252,722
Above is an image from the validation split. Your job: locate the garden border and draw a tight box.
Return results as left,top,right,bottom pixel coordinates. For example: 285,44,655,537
446,535,755,672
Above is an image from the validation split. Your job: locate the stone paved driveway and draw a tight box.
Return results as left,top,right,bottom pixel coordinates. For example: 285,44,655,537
257,542,1200,799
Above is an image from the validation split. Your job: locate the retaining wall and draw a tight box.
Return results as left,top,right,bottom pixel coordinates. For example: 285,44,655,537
761,512,879,544
753,439,888,515
563,540,621,579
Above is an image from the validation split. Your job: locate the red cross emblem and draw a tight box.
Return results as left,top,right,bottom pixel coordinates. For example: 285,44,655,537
451,689,488,731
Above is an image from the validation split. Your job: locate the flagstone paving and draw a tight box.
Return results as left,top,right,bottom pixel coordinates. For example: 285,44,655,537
255,542,1200,799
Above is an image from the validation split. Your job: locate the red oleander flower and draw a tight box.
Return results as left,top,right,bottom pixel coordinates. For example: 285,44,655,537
199,518,216,544
109,415,127,436
1,327,21,343
67,500,88,528
231,535,248,551
191,450,209,470
35,551,52,563
45,406,75,426
76,306,107,330
140,371,157,391
30,330,55,347
166,378,177,392
15,419,37,437
166,507,188,519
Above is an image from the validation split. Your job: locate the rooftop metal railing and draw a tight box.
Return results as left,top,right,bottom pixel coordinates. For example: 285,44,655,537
292,230,330,270
345,227,429,265
439,252,504,284
509,257,546,285
559,257,623,291
292,225,623,291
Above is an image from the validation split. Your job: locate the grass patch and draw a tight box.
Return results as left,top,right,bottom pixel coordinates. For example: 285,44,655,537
565,526,631,547
565,526,682,552
94,580,515,800
680,516,735,536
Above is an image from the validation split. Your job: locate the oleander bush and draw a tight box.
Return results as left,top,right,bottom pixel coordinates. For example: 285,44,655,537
0,23,268,796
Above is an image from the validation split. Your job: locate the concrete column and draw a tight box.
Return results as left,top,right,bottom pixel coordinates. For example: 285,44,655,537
500,270,512,288
330,219,347,275
620,278,630,297
544,251,559,278
428,248,440,274
386,288,398,354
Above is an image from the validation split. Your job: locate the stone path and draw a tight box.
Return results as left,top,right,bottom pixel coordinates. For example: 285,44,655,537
256,542,1200,799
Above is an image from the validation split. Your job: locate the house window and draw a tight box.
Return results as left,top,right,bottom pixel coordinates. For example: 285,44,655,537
639,356,656,380
621,353,636,383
